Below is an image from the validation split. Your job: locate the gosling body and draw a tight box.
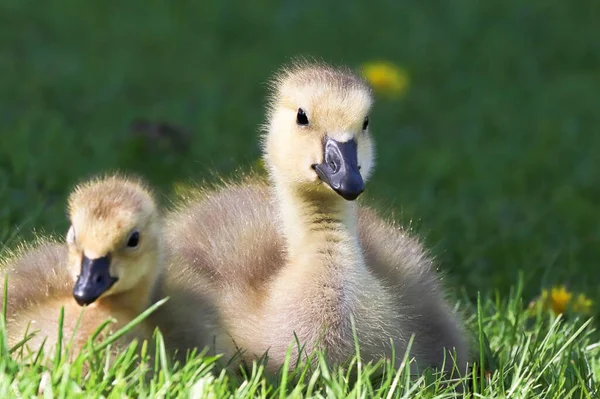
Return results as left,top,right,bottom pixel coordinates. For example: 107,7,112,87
168,61,469,374
1,176,226,362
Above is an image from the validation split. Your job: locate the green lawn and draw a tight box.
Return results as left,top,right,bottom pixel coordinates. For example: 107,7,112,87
1,0,599,396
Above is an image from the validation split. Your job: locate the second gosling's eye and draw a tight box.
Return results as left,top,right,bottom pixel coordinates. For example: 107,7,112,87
296,108,309,126
127,231,140,248
362,116,369,131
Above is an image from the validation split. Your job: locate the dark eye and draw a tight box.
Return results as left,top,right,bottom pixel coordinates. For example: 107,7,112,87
296,108,309,126
127,231,140,248
362,116,369,131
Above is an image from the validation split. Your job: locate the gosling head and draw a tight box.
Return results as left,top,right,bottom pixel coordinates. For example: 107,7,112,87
66,175,160,307
263,61,375,201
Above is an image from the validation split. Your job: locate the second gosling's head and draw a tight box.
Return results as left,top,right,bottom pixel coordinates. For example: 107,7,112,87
66,175,160,306
263,61,375,201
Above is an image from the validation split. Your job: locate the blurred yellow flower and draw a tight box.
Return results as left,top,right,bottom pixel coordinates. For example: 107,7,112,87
172,181,204,201
547,286,572,314
573,293,594,314
361,61,408,98
173,182,191,197
534,285,593,316
255,158,266,172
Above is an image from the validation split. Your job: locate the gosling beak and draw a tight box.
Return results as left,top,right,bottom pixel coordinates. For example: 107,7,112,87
312,137,365,201
73,255,118,306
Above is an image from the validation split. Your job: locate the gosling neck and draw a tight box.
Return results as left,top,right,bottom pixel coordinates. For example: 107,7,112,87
274,181,362,262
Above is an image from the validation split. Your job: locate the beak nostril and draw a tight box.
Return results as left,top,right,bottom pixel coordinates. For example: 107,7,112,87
74,255,117,306
316,137,363,200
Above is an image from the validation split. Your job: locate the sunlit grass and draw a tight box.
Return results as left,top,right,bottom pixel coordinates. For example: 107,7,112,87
0,286,598,397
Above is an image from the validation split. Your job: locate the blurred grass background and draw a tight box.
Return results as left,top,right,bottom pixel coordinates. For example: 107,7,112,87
0,0,598,306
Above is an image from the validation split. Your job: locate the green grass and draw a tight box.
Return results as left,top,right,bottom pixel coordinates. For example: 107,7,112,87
1,288,599,397
0,0,599,396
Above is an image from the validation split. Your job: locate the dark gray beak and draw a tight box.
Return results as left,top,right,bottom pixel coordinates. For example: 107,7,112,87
312,137,365,201
73,255,118,306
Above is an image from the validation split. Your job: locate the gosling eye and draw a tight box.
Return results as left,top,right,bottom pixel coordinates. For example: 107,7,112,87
66,225,76,245
362,116,369,131
296,108,309,126
126,231,140,248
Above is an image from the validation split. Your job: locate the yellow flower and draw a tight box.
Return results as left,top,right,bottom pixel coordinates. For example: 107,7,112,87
255,158,266,172
361,61,409,98
572,293,593,314
548,286,572,315
172,181,203,201
530,286,594,317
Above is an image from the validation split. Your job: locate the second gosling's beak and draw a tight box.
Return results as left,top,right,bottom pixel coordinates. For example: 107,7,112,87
73,255,118,306
312,137,365,200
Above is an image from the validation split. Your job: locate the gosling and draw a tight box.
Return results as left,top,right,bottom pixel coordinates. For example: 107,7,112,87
167,61,469,375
